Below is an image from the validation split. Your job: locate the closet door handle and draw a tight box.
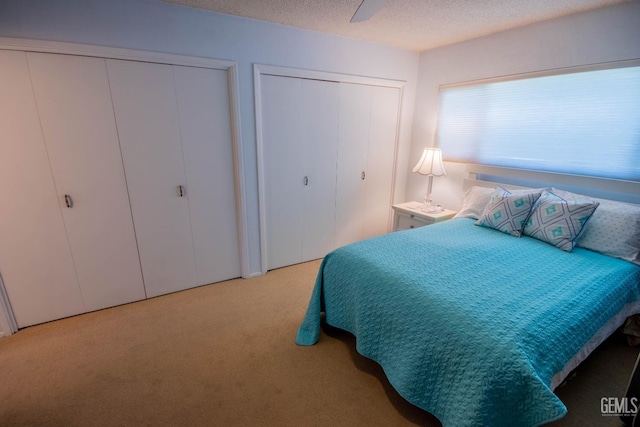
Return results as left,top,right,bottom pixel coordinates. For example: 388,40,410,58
178,185,186,197
303,176,309,186
64,194,73,209
361,171,366,180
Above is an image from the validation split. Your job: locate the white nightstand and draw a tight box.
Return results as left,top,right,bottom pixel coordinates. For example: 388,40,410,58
392,202,456,231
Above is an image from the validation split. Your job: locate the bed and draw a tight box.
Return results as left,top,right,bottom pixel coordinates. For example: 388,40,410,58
296,184,640,426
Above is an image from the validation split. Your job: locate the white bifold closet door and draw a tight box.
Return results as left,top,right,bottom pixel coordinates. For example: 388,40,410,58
107,59,240,298
261,75,339,271
260,74,400,271
335,83,400,248
0,50,83,327
27,53,146,311
0,51,145,328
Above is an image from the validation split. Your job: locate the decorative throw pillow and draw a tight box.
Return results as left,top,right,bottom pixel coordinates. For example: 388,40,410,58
551,188,640,264
475,188,542,237
454,186,494,220
523,190,599,252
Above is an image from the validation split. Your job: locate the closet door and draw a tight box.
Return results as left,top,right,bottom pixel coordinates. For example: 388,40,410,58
335,83,372,248
262,75,305,270
173,66,241,285
362,86,400,238
261,75,339,270
108,60,241,296
27,52,146,311
0,50,84,328
107,59,197,298
335,83,400,247
299,79,339,261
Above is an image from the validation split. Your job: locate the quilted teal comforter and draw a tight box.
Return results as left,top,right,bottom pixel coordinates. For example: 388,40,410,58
296,218,640,426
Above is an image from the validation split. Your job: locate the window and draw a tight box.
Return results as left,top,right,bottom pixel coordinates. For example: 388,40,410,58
436,63,640,182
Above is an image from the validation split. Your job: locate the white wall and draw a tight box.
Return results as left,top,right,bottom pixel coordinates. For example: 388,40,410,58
409,2,640,211
0,0,420,276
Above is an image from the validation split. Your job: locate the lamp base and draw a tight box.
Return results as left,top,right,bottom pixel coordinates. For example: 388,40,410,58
422,191,443,213
421,204,444,213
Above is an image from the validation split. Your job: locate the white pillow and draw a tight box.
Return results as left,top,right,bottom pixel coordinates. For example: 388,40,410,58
552,188,640,264
454,186,494,220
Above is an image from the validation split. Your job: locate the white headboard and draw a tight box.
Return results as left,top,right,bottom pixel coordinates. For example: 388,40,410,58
463,164,640,205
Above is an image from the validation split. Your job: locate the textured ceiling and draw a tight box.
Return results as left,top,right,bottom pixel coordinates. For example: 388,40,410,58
160,0,632,51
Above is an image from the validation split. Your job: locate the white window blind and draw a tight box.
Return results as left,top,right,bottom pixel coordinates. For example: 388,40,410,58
436,64,640,181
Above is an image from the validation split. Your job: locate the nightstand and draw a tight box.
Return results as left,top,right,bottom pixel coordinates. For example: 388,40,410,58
392,202,456,231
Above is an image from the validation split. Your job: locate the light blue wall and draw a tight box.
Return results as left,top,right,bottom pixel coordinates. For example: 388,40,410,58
410,2,640,210
0,0,420,276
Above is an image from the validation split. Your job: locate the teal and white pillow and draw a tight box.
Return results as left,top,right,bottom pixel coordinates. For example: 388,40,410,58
475,188,542,237
523,190,599,252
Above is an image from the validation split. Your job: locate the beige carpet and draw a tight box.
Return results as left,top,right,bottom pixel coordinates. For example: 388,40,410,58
0,260,636,426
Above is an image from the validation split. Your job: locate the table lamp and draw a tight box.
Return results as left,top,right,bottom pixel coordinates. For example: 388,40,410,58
412,147,446,213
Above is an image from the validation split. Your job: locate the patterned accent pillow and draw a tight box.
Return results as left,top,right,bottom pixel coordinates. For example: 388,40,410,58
551,188,640,264
523,190,599,252
475,188,542,237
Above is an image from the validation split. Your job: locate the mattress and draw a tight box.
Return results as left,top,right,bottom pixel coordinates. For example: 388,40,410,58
296,218,640,426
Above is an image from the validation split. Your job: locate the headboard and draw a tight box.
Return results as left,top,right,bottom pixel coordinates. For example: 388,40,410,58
463,164,640,205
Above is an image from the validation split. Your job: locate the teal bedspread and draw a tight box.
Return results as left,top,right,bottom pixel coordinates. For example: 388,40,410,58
296,218,640,426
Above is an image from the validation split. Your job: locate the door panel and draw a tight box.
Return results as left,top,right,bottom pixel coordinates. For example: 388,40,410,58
107,59,197,298
27,52,146,310
261,75,306,270
173,65,241,285
363,86,400,238
261,75,340,269
335,83,371,248
300,79,339,261
0,50,84,327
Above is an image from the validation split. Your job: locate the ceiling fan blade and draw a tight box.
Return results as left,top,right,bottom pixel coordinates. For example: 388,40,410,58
350,0,385,23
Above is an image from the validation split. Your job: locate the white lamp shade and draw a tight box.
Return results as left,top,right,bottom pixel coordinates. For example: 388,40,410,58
412,148,446,176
